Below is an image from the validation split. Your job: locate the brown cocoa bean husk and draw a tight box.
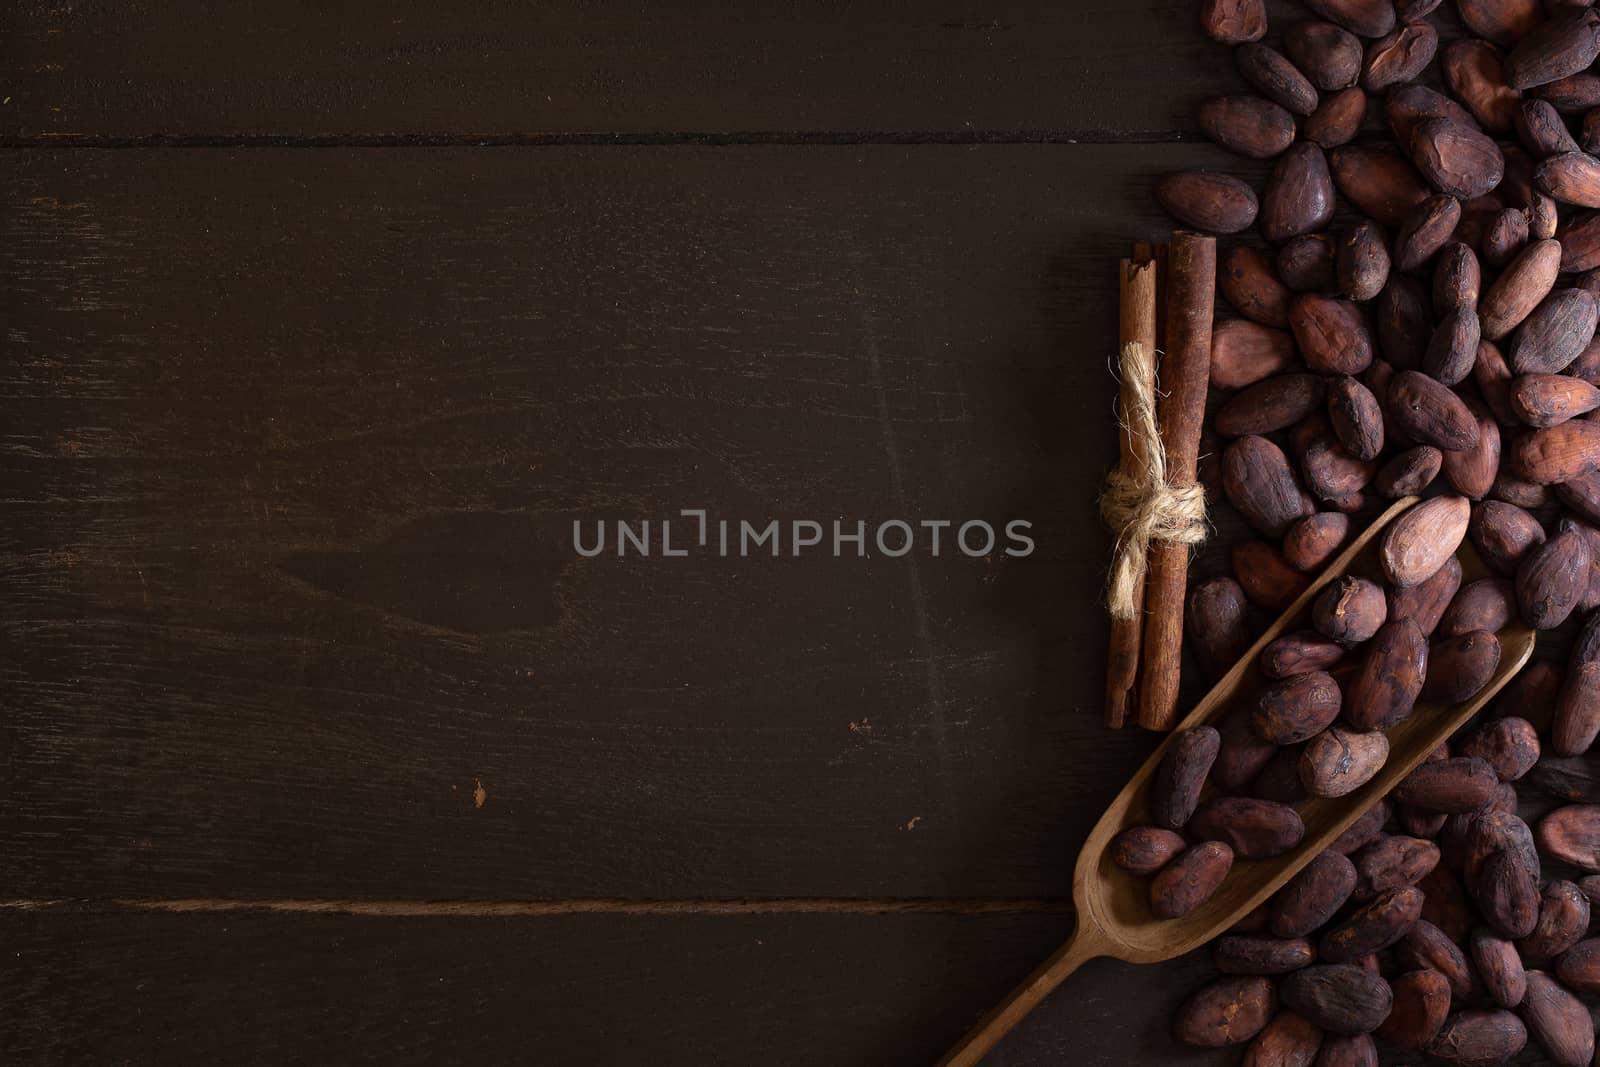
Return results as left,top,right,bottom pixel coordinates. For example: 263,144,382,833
1220,246,1293,327
1537,72,1600,113
1200,95,1299,159
1261,630,1346,679
1174,974,1276,1047
1329,145,1433,227
1518,98,1582,157
1214,706,1280,792
1387,373,1479,453
1439,578,1515,637
1109,825,1186,874
1530,190,1559,238
1263,143,1337,241
1234,539,1313,610
1364,22,1438,92
1537,150,1600,206
1224,435,1316,538
1200,0,1268,43
1395,757,1501,813
1422,630,1503,704
1278,233,1339,292
1459,0,1541,48
1462,810,1542,887
1237,43,1321,117
1152,725,1222,830
1477,848,1541,938
1510,372,1600,425
1375,445,1442,497
1272,849,1358,937
1423,308,1482,386
1443,40,1521,133
1396,921,1474,1000
1381,494,1471,587
1558,210,1600,271
1287,20,1363,90
1411,119,1507,200
1516,519,1591,628
1508,287,1599,373
1243,1012,1325,1067
1334,222,1389,303
1314,1033,1376,1067
1213,319,1295,388
1518,881,1589,963
1280,965,1393,1035
1378,969,1450,1049
1470,501,1546,576
1470,928,1528,1009
1426,1010,1528,1065
1441,397,1500,499
1376,274,1432,370
1389,84,1479,144
1538,804,1600,869
1256,671,1344,744
1156,171,1261,234
1420,865,1473,942
1388,553,1462,635
1345,618,1428,729
1217,374,1328,437
1517,971,1593,1067
1505,6,1600,90
1300,725,1388,797
1152,840,1235,919
1283,512,1351,571
1291,294,1375,375
1188,576,1253,684
1190,796,1306,859
1457,716,1539,782
1554,936,1600,993
1482,207,1530,268
1304,0,1394,37
1556,469,1600,521
1353,836,1440,900
1554,613,1600,755
1216,936,1319,976
1480,238,1562,339
1396,194,1461,271
1510,418,1600,482
1304,86,1367,148
1312,576,1388,645
1434,242,1482,314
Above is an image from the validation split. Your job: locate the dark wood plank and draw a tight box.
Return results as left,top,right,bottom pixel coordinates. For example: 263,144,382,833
2,905,1244,1066
0,0,1256,140
0,142,1260,899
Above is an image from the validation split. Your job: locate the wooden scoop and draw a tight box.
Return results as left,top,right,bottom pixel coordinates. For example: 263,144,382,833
938,497,1536,1067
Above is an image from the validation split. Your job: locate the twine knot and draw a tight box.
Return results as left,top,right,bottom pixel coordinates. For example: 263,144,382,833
1099,341,1207,620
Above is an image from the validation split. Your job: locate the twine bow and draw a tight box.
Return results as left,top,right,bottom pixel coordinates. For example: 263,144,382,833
1099,341,1208,620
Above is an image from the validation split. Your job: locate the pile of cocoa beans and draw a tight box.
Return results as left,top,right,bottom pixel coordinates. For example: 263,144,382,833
1126,0,1600,1060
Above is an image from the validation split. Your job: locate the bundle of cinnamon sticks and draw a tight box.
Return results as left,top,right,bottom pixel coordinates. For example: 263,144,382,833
1103,232,1217,732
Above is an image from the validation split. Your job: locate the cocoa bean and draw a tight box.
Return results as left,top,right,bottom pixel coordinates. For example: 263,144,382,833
1434,242,1481,314
1190,797,1306,859
1290,294,1374,375
1244,1011,1324,1067
1569,334,1600,382
1214,319,1295,388
1263,143,1337,241
1482,207,1530,268
1235,540,1312,610
1304,87,1367,148
1471,502,1545,576
1345,618,1429,729
1531,752,1600,800
1280,965,1393,1035
1554,936,1600,993
1559,209,1600,270
1474,337,1518,424
1396,803,1450,839
1334,222,1388,303
1504,7,1600,91
1218,374,1329,437
1273,849,1359,937
1510,372,1600,426
1109,825,1187,874
1537,149,1600,206
1439,578,1515,637
1225,435,1316,538
1494,658,1561,734
1424,308,1482,386
1153,725,1222,830
1221,246,1294,327
1411,118,1506,200
1237,43,1321,117
1279,233,1339,292
1377,969,1450,1049
1457,716,1539,781
1301,725,1389,797
1394,757,1501,813
1510,418,1600,482
1395,920,1474,1000
1387,373,1479,452
1201,0,1267,43
1470,927,1528,1008
1310,1032,1374,1067
1188,576,1253,684
1364,22,1438,93
1387,553,1462,635
1459,0,1542,48
1256,671,1344,745
1284,512,1352,572
1354,836,1441,901
1156,171,1261,234
1443,39,1521,133
1490,469,1551,508
1480,238,1562,339
1286,21,1363,91
1152,840,1235,919
1518,881,1589,963
1463,810,1542,888
1515,519,1591,628
1174,974,1276,1046
1508,287,1599,373
1215,706,1280,792
1517,970,1593,1067
1556,469,1600,521
1262,633,1345,681
1441,397,1500,499
1329,145,1432,227
1388,84,1479,144
1536,72,1600,112
1396,194,1462,271
1312,576,1388,645
1216,936,1319,976
1554,611,1600,755
1381,494,1471,587
1377,275,1432,370
1421,630,1502,704
1419,865,1473,942
1426,1010,1527,1065
1374,445,1442,496
1477,848,1541,938
1304,0,1394,38
1321,885,1424,962
1200,95,1300,159
1518,98,1582,157
1332,800,1390,855
1537,804,1600,870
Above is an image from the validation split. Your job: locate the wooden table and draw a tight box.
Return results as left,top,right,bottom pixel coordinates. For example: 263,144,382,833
1,4,1265,1063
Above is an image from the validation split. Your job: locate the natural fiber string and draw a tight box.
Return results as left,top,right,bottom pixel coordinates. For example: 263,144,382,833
1098,341,1207,620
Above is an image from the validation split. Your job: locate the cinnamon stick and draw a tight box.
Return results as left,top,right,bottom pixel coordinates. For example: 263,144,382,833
1136,231,1216,732
1104,248,1161,728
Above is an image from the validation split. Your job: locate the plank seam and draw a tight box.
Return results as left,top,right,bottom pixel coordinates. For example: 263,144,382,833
0,897,1074,917
0,131,1193,149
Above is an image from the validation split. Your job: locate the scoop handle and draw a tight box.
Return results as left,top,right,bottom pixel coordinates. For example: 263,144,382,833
935,921,1106,1067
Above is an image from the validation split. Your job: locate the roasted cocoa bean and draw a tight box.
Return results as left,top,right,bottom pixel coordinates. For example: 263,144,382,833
1291,294,1375,375
1518,881,1589,963
1220,247,1294,328
1304,86,1367,148
1313,1033,1376,1067
1396,194,1461,271
1480,238,1561,339
1375,445,1442,496
1439,578,1515,637
1175,974,1277,1046
1482,207,1530,268
1311,576,1387,645
1511,417,1600,482
1554,612,1600,755
1237,43,1321,117
1424,308,1482,386
1262,630,1346,678
1516,519,1591,628
1443,39,1521,133
1364,22,1438,93
1459,0,1541,48
1225,435,1316,538
1517,970,1593,1067
1201,0,1268,43
1434,242,1482,314
1330,145,1433,227
1190,797,1306,860
1395,757,1501,813
1441,397,1501,499
1263,143,1337,241
1518,98,1581,157
1388,553,1462,635
1411,118,1506,200
1537,804,1600,870
1235,540,1312,610
1334,223,1389,303
1386,373,1479,452
1332,800,1390,856
1156,171,1261,234
1280,965,1393,1035
1538,149,1600,206
1215,935,1319,975
1200,95,1300,160
1279,233,1339,292
1381,494,1471,587
1287,21,1363,91
1188,576,1253,684
1395,920,1474,1000
1321,885,1424,961
1504,7,1600,90
1272,849,1359,937
1153,725,1221,830
1218,374,1328,437
1554,936,1600,993
1477,847,1541,938
1152,840,1236,918
1471,927,1528,1008
1510,372,1600,425
1283,513,1352,572
1354,836,1441,900
1457,716,1539,781
1300,725,1388,797
1377,969,1450,1049
1109,825,1187,874
1214,319,1295,388
1426,1010,1527,1065
1215,706,1281,792
1508,287,1599,373
1345,618,1429,729
1421,630,1502,704
1244,1011,1325,1067
1420,865,1474,943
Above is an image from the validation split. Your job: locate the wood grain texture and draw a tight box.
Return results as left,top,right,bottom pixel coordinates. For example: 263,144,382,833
0,905,1256,1067
0,143,1259,901
0,0,1264,141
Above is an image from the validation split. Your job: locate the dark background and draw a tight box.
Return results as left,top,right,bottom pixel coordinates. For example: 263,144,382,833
0,2,1361,1064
